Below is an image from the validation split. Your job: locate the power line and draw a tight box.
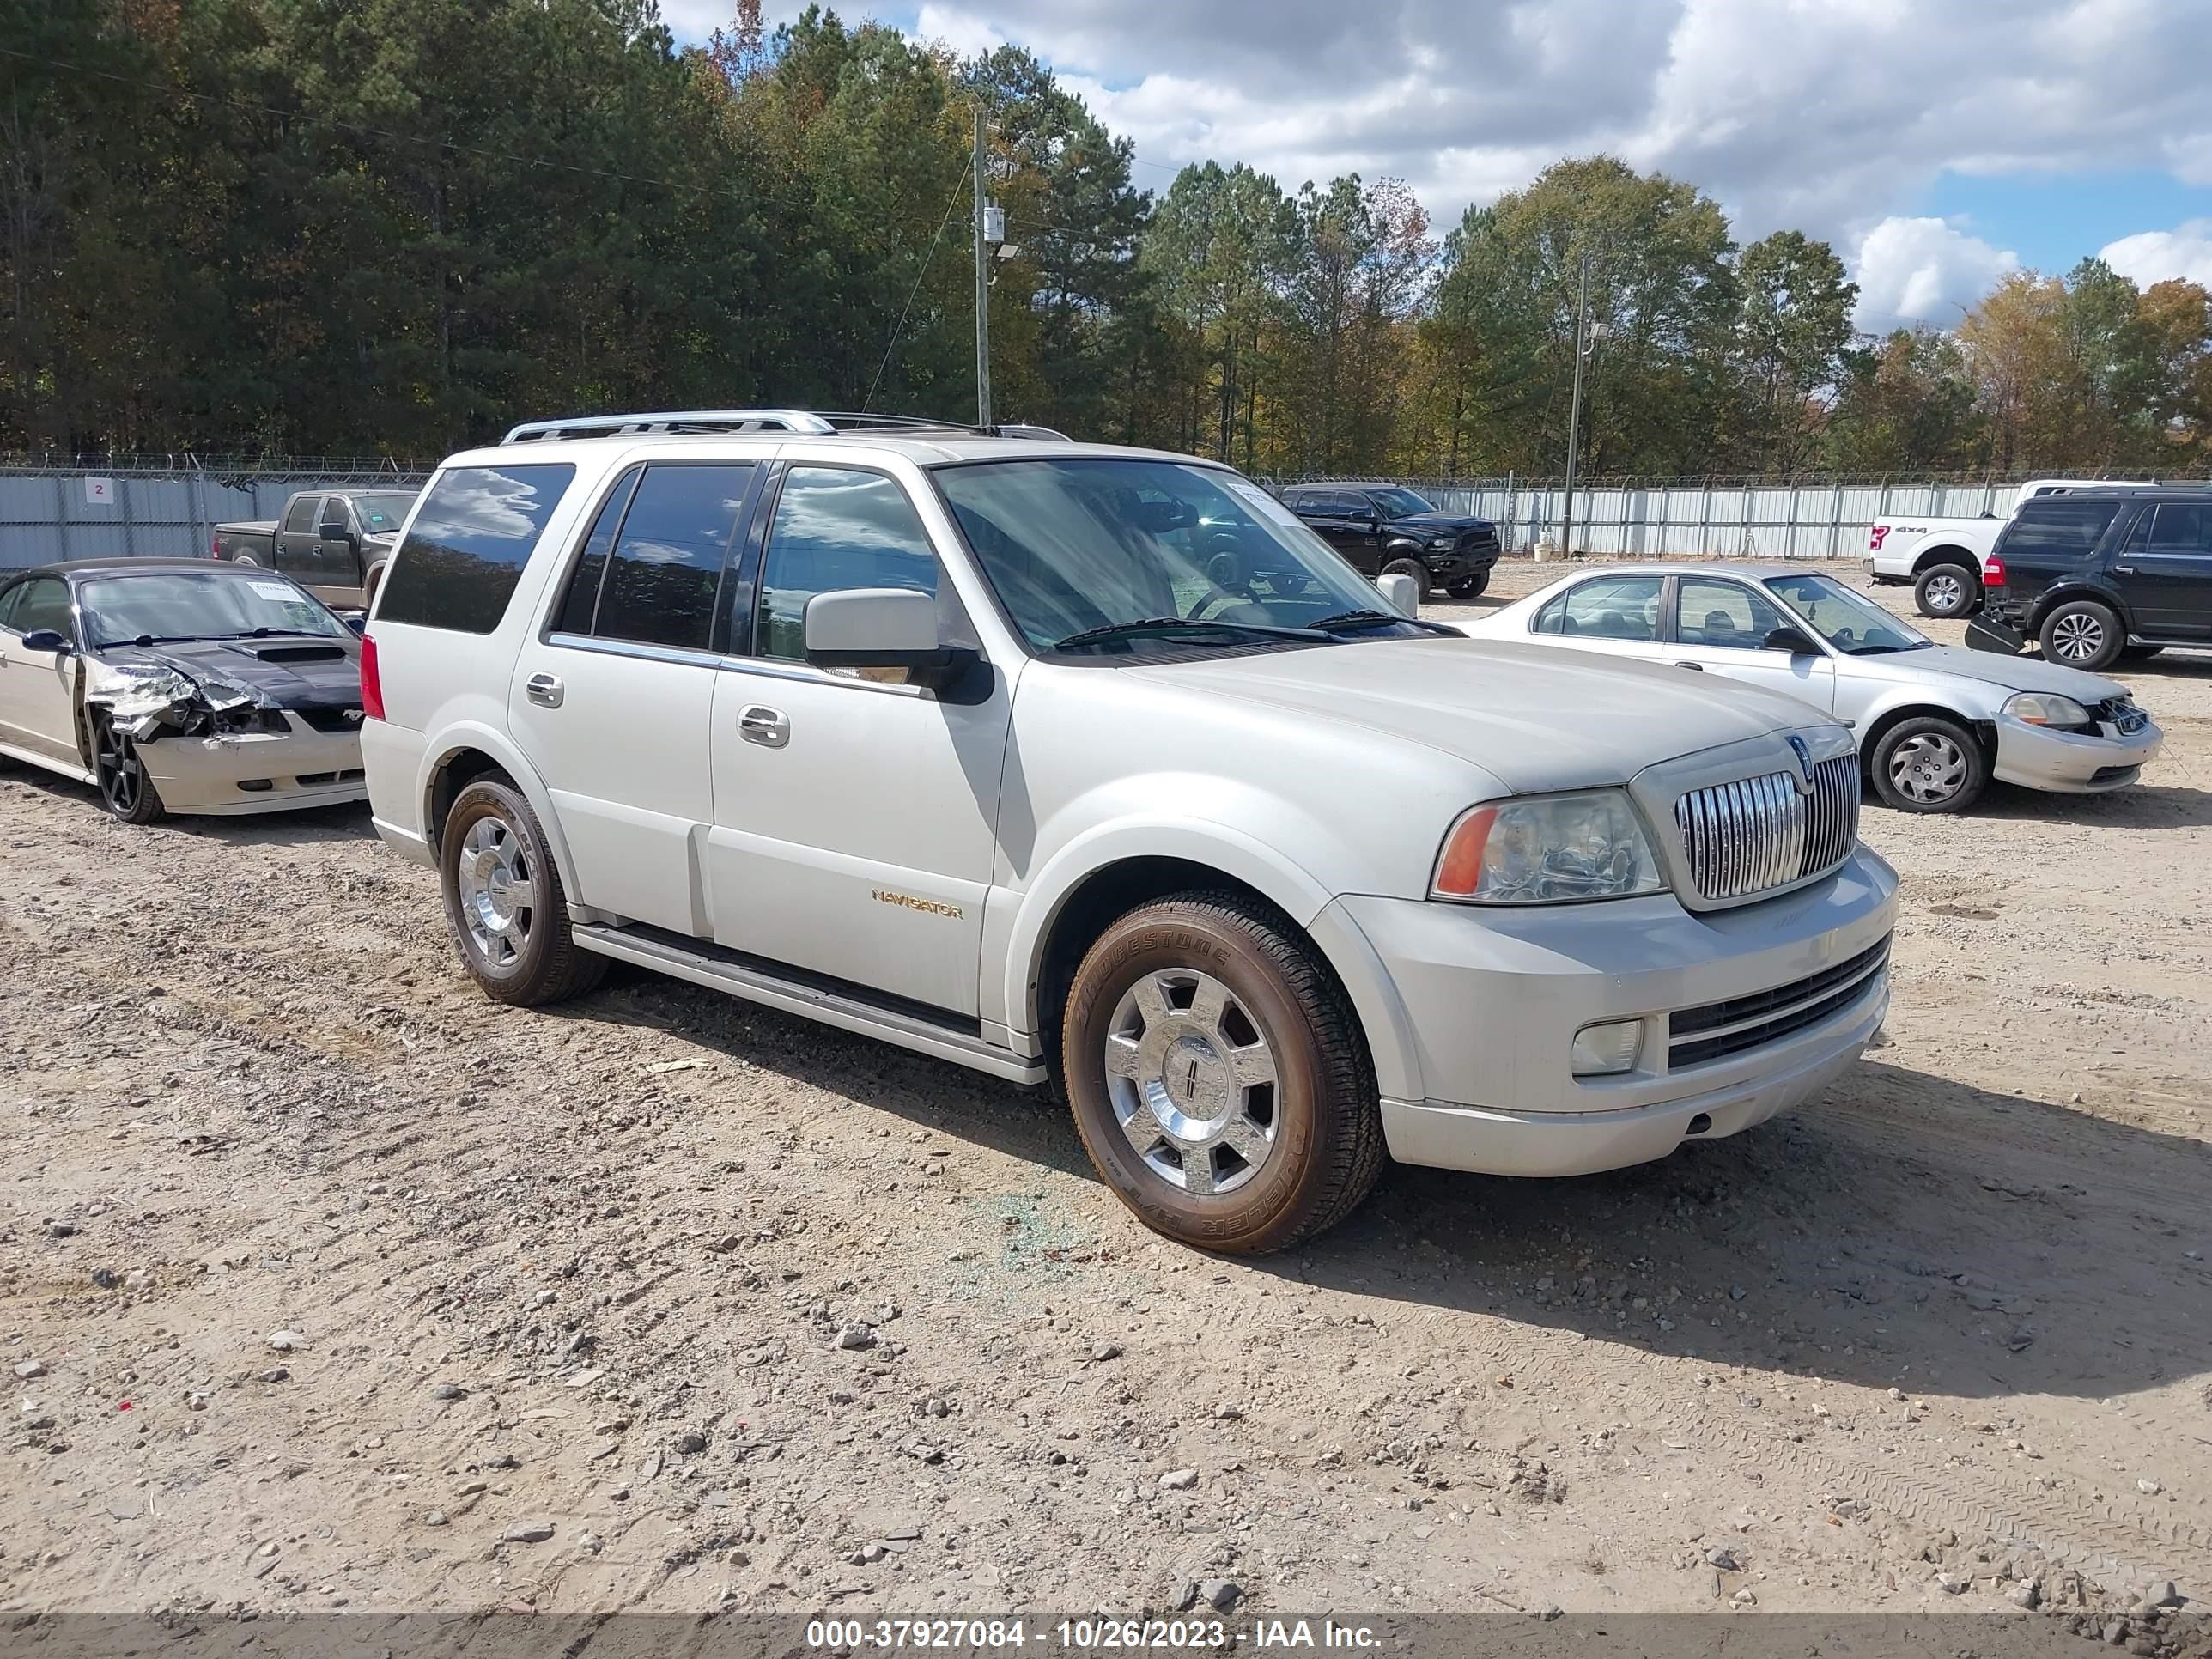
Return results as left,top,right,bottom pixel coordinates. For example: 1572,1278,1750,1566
863,167,973,412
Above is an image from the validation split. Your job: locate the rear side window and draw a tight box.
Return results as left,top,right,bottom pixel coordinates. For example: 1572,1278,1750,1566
379,464,576,634
1534,575,1662,640
592,463,756,652
282,495,322,533
2148,502,2212,556
2001,499,2120,561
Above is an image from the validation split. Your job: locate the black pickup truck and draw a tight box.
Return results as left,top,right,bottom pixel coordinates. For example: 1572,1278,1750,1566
1279,482,1504,598
214,488,419,611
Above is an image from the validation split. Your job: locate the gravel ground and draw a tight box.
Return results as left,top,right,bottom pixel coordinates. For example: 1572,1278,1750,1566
3,562,2209,1646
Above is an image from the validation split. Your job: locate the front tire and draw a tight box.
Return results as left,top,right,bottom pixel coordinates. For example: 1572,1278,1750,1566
1869,715,1988,813
362,558,389,611
440,779,606,1006
1060,893,1384,1255
1381,556,1428,594
2039,599,2124,672
1445,570,1491,599
93,715,167,824
1913,562,1977,618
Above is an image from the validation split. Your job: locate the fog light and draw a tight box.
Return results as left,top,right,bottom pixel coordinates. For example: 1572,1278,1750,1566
1571,1018,1642,1077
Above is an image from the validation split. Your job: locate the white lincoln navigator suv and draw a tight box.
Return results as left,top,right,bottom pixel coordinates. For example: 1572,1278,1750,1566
359,410,1898,1253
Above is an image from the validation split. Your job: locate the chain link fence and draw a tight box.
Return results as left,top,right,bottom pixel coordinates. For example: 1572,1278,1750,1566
0,459,431,572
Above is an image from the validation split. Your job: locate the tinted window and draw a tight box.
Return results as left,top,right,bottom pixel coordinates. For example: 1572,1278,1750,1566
3,576,71,638
1537,576,1662,641
757,467,939,663
554,468,641,635
282,495,322,534
378,464,576,634
2002,499,2121,560
592,464,750,652
2147,502,2212,556
1678,578,1787,648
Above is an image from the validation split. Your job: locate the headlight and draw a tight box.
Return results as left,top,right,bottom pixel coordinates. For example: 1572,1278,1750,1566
2003,691,2092,728
1428,535,1456,550
1432,789,1666,904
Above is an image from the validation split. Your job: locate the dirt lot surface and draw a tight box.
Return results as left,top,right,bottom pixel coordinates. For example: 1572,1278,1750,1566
3,564,2209,1645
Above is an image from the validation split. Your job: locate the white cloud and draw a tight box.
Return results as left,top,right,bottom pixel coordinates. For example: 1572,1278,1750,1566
915,3,1006,58
1851,217,2021,332
2100,219,2212,289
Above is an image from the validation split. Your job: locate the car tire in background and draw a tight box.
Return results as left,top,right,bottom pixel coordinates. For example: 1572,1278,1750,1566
1445,571,1491,599
440,777,607,1006
2038,598,2125,672
1869,714,1989,814
1060,891,1385,1255
92,714,167,824
1912,561,1978,618
362,558,389,611
1382,556,1427,595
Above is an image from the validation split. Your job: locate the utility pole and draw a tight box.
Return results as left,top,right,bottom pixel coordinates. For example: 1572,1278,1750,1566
972,104,993,430
1559,251,1590,560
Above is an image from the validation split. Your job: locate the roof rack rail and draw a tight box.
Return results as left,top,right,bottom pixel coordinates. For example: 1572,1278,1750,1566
501,410,837,443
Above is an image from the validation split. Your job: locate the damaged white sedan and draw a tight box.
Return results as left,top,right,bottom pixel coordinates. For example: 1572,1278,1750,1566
0,559,368,823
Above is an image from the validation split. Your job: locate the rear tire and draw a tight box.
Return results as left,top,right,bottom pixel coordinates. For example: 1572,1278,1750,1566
1060,892,1384,1255
1445,570,1491,599
2038,599,2124,672
440,778,606,1006
1869,715,1988,814
1913,562,1977,618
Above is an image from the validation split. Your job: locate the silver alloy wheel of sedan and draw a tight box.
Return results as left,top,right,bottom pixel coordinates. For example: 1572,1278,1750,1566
456,813,538,969
1103,968,1279,1196
1887,730,1970,805
2048,609,2107,663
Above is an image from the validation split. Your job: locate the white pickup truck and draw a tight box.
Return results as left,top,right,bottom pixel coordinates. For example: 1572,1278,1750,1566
1867,478,2159,617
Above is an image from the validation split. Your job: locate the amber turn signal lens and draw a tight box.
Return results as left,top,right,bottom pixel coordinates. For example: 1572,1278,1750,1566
1432,806,1497,897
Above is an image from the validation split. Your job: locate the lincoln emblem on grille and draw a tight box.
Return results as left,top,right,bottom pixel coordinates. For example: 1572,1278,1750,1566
1785,735,1815,794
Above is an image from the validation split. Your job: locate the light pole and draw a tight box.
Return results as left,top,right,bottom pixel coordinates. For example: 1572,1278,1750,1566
1559,252,1606,559
972,103,993,429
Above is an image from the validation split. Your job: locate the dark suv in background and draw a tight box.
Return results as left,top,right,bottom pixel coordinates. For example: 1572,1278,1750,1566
1968,486,2212,672
1280,482,1504,598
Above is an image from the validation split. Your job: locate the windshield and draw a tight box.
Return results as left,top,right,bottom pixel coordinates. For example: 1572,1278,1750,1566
1762,573,1931,655
933,459,1403,653
80,572,349,647
350,492,419,536
1368,487,1436,518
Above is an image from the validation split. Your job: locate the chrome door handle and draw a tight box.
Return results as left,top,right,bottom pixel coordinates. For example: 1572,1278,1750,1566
2113,565,2136,575
738,704,789,748
1675,661,1705,671
525,672,564,708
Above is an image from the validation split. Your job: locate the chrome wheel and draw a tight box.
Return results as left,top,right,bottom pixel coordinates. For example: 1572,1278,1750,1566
456,814,538,969
1922,572,1964,613
1103,969,1278,1195
2049,611,2106,663
96,722,143,817
1887,732,1969,805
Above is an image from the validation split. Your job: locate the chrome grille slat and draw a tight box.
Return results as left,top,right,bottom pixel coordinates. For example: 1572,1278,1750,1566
1674,753,1859,902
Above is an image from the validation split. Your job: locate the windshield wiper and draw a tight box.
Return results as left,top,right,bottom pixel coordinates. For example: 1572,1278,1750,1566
1053,617,1331,651
214,628,328,641
1309,608,1460,637
99,634,201,648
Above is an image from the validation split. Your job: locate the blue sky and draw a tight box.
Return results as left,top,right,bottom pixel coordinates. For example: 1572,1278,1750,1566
660,0,2212,331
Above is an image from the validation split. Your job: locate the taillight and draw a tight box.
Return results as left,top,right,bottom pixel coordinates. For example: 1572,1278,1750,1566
211,533,222,559
360,634,386,722
1983,554,2007,589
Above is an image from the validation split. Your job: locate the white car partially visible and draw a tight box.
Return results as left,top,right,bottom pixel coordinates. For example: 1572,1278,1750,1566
1460,564,2162,813
1865,478,2160,619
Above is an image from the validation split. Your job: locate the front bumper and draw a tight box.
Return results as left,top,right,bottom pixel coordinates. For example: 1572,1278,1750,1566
1329,845,1899,1176
139,720,366,815
1993,712,2163,793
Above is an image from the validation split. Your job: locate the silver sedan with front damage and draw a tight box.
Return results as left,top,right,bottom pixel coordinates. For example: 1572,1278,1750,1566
1458,564,2162,814
0,559,368,824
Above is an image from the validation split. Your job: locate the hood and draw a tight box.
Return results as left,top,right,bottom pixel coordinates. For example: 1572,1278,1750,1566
96,636,362,712
1129,635,1834,795
1389,511,1493,534
1851,643,2127,702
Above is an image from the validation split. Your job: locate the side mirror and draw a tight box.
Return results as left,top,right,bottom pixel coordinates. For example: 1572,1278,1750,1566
18,629,70,654
1376,571,1421,619
1763,624,1820,655
1347,506,1378,525
804,588,972,690
321,523,352,541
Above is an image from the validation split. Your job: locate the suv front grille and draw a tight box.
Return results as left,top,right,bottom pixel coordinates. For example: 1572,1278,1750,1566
1668,935,1891,1068
1674,754,1858,902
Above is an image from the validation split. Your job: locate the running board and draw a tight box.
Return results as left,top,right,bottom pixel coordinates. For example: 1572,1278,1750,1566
571,923,1047,1085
